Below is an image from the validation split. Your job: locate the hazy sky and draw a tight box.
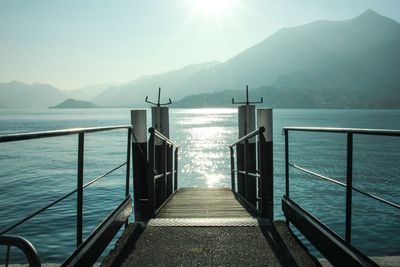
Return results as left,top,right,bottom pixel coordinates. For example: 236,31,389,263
1,0,399,89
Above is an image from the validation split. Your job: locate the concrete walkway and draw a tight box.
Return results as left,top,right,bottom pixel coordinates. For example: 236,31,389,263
115,221,319,267
101,188,320,266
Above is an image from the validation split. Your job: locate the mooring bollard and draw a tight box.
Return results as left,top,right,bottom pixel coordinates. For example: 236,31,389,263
257,108,273,219
131,109,150,221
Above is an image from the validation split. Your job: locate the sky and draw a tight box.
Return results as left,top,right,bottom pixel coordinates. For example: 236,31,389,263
0,0,399,90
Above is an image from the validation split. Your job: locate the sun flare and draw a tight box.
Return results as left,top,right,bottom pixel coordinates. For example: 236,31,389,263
188,0,236,17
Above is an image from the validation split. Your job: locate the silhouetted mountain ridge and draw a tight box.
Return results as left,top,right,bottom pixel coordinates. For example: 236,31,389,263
93,9,400,107
93,61,219,107
175,85,400,108
1,10,399,108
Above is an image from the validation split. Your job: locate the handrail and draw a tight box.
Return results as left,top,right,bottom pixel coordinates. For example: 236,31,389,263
61,196,132,267
283,126,400,136
289,163,400,210
148,127,179,147
0,162,127,236
0,125,132,143
229,127,265,147
0,235,42,267
283,126,399,265
0,125,133,265
147,127,180,217
228,126,272,219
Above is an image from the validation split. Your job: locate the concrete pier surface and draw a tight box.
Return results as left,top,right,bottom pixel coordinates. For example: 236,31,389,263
103,221,319,267
101,188,320,266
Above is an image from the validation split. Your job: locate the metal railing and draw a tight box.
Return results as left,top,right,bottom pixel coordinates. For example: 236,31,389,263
148,127,179,215
0,125,133,266
229,127,273,219
0,236,41,267
282,126,400,266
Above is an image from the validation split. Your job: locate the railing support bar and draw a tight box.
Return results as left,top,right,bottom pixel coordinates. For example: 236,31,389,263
77,132,84,247
125,128,132,227
126,128,132,198
163,141,168,202
5,245,10,267
284,130,289,198
345,132,353,243
148,130,156,215
244,140,249,200
174,148,179,191
230,147,235,190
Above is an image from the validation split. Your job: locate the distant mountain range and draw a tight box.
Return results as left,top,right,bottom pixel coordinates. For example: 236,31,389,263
1,9,399,109
0,81,65,108
65,83,119,101
175,85,400,108
92,61,219,107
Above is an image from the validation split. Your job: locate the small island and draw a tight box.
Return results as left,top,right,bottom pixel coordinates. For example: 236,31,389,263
49,98,100,109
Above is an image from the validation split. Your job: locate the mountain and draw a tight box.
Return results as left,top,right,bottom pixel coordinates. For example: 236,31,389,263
2,10,399,109
178,9,399,94
94,10,400,107
63,83,119,101
0,81,66,108
93,61,219,107
175,85,400,108
49,98,100,109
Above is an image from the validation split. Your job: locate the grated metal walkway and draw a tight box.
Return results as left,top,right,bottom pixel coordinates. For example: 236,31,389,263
156,188,254,218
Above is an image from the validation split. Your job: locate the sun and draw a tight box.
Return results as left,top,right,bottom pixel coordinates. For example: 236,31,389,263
187,0,237,17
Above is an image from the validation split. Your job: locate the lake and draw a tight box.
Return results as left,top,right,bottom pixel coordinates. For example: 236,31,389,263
0,108,399,262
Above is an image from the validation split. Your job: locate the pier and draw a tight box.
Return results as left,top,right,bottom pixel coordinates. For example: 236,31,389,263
102,188,318,267
1,89,399,266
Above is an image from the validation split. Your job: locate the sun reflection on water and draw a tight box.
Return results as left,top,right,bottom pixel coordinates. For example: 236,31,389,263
172,109,237,188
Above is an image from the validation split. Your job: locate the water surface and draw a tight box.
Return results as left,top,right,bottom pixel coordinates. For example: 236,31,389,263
0,108,399,262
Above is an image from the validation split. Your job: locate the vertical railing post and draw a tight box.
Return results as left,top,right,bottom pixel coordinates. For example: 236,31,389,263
257,108,273,220
284,129,289,198
345,132,353,243
236,142,245,196
243,140,248,201
77,132,84,247
126,128,132,198
148,128,156,215
284,129,289,225
230,147,235,191
244,139,249,201
131,110,149,221
124,127,132,227
162,140,167,203
174,147,179,191
166,144,173,197
5,245,10,266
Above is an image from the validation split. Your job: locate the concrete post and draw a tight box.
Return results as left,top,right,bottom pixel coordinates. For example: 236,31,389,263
237,104,257,206
257,108,273,219
130,110,150,221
